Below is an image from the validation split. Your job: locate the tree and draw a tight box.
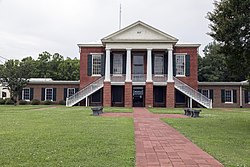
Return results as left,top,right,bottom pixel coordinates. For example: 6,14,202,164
58,57,80,80
199,42,230,82
207,0,250,82
0,60,30,105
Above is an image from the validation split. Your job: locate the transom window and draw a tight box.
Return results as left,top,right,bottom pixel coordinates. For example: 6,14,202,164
202,90,209,98
92,54,101,75
176,55,185,76
22,88,30,100
113,54,123,74
67,88,75,98
45,88,53,101
154,54,164,75
225,90,233,103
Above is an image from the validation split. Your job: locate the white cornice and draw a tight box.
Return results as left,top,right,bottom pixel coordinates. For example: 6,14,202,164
175,44,201,48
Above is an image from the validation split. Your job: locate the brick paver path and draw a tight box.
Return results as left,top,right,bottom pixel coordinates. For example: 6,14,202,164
134,108,224,167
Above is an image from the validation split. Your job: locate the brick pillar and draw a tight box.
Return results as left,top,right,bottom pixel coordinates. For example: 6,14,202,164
125,82,132,107
103,82,111,107
166,82,175,108
146,82,153,107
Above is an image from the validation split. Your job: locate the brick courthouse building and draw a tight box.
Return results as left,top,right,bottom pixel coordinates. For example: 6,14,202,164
23,21,250,108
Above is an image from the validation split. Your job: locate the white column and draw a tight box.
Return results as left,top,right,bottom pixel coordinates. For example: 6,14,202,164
167,48,174,82
190,98,193,109
146,48,152,82
85,96,88,106
240,85,242,107
104,48,111,82
125,48,132,82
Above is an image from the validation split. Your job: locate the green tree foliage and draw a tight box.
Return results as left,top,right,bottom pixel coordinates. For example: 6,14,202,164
207,0,250,82
199,42,230,82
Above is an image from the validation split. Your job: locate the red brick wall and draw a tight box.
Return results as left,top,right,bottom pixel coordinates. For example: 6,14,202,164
25,84,79,103
145,82,153,107
124,82,132,107
80,47,105,89
174,47,198,90
166,83,175,108
103,82,111,107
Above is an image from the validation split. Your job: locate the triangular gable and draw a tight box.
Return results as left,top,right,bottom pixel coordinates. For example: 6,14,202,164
102,21,178,43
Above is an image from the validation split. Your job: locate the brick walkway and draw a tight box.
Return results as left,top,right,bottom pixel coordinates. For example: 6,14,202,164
134,108,224,167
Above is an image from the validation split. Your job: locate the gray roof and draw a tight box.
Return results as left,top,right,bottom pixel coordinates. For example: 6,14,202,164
28,78,79,85
198,81,248,86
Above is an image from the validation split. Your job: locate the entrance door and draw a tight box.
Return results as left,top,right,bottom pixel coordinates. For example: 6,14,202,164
133,87,144,107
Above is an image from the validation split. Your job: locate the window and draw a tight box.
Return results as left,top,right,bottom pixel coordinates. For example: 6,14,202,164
248,91,250,103
133,55,144,74
22,88,30,100
113,54,123,74
202,90,209,98
67,88,75,98
154,54,164,75
45,88,53,101
225,90,233,103
92,54,101,75
176,55,185,76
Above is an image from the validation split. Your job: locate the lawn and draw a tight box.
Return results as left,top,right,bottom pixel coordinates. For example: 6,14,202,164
161,108,250,167
0,106,135,167
148,107,184,114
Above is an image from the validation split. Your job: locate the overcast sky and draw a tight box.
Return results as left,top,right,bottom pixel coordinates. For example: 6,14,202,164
0,0,214,62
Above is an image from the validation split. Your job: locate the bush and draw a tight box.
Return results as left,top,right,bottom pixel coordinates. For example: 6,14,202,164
59,100,66,105
0,98,6,105
5,98,15,105
43,100,54,105
19,100,28,105
31,99,40,105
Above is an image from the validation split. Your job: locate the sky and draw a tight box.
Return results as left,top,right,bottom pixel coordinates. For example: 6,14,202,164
0,0,215,62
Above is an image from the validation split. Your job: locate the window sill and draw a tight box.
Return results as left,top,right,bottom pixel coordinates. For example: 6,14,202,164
225,102,233,104
92,75,101,77
176,75,186,77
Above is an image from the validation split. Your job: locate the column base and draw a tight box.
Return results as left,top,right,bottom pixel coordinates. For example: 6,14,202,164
103,82,111,107
166,82,175,108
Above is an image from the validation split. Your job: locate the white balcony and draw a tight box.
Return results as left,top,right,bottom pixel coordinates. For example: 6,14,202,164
110,74,168,83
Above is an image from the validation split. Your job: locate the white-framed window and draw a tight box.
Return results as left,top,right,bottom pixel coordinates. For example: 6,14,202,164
154,54,164,75
67,88,75,98
22,88,30,100
248,91,250,104
225,90,233,103
176,54,185,76
45,88,53,101
92,54,102,76
113,54,123,75
202,89,209,98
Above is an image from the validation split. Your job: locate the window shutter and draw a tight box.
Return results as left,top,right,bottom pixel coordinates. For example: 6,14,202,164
122,53,126,74
198,89,201,93
221,89,225,103
173,55,176,76
64,88,67,100
245,90,249,103
53,88,57,101
19,90,22,100
110,53,113,74
75,88,79,92
152,53,154,74
41,88,45,101
209,89,214,101
164,52,168,74
101,54,105,76
185,55,190,76
30,88,34,100
87,54,92,76
233,90,237,103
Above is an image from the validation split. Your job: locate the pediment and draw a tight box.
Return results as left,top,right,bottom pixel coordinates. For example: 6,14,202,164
102,21,178,43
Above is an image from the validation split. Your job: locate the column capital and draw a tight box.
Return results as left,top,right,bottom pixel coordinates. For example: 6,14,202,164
167,48,173,51
147,48,153,51
126,48,132,51
105,48,111,51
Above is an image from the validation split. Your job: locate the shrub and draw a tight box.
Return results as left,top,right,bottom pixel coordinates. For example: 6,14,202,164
5,98,15,105
31,99,40,105
19,100,28,105
43,100,54,105
0,98,6,105
59,100,66,105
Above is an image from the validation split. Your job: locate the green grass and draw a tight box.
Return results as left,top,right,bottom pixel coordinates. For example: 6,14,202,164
162,108,250,167
0,106,135,167
104,107,133,113
148,107,184,114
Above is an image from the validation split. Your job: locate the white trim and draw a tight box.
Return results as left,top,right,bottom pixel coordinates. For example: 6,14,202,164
201,89,210,99
45,88,53,101
22,88,30,101
78,44,103,48
224,90,233,103
174,53,188,55
67,88,75,98
92,54,102,76
175,54,185,77
175,44,200,48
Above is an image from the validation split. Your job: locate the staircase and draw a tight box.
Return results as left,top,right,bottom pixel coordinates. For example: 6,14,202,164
174,77,212,108
66,77,104,107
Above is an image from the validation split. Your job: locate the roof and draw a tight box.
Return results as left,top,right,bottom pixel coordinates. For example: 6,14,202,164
198,81,248,86
28,78,79,85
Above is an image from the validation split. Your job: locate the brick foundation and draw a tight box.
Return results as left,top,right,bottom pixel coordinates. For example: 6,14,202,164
166,82,175,108
125,82,132,107
145,82,153,107
103,82,111,107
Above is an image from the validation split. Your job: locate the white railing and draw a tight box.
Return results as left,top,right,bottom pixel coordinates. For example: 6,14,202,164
66,77,104,107
174,77,212,108
132,74,146,82
111,74,126,82
153,74,167,82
